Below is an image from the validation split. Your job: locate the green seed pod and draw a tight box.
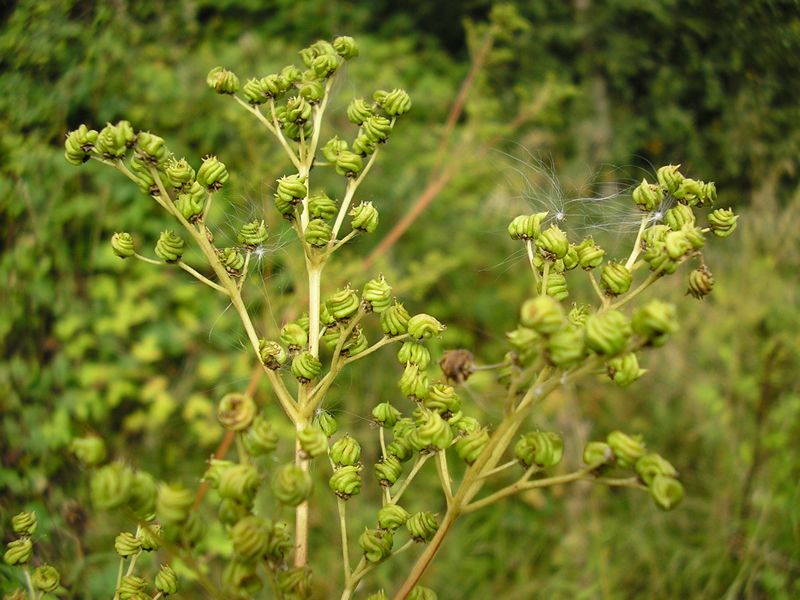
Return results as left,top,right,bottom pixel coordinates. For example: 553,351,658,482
175,182,206,222
687,265,714,299
664,230,692,260
568,303,591,327
375,88,412,116
275,174,307,206
515,431,564,468
409,587,438,600
632,300,677,347
322,137,348,163
584,310,632,356
32,564,60,592
656,164,683,195
164,157,195,190
363,115,393,143
398,341,431,369
219,463,260,505
506,326,541,359
231,516,271,560
272,464,312,506
11,512,37,536
359,528,393,563
635,453,678,486
537,225,569,259
520,295,566,335
362,276,392,313
134,131,167,165
537,271,569,301
407,511,438,542
292,351,322,383
110,232,136,259
238,220,268,248
350,201,379,232
263,73,291,98
207,66,239,94
258,339,287,370
314,409,339,437
344,328,369,357
600,262,633,296
117,574,148,600
702,181,717,205
115,531,142,558
381,301,411,336
583,441,614,467
681,225,705,250
507,212,547,240
646,248,679,275
665,203,695,231
607,353,646,387
311,53,340,78
305,218,332,247
399,363,430,400
4,537,32,566
155,564,178,595
64,124,99,165
333,35,359,59
242,78,268,104
347,97,375,125
128,470,157,519
157,482,194,523
221,247,245,274
375,455,403,486
276,565,311,598
280,64,302,83
408,314,445,340
650,474,684,510
546,325,586,368
708,208,738,238
386,437,414,462
330,465,362,498
455,428,490,465
562,244,580,270
367,591,389,600
285,96,312,124
299,79,325,103
632,178,662,211
217,393,257,432
91,462,133,510
202,459,235,489
372,402,401,428
243,416,279,456
280,322,308,352
353,133,378,156
298,425,328,458
309,191,338,219
415,410,453,450
222,559,262,595
326,286,360,321
334,149,364,178
137,523,162,552
674,177,704,206
607,431,646,467
95,120,135,158
424,383,461,418
377,503,410,530
70,436,107,466
330,435,362,467
217,498,248,526
266,520,293,561
576,237,605,270
154,230,184,263
283,119,313,142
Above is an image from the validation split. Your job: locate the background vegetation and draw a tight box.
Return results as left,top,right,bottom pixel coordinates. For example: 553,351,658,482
2,0,799,598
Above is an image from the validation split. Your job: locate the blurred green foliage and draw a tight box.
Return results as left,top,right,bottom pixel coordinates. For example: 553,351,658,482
2,0,798,597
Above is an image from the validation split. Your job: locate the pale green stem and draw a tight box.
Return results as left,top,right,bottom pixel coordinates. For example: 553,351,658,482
338,498,352,589
202,191,214,222
525,240,541,285
379,427,388,458
330,148,382,241
152,594,163,600
540,260,550,295
235,433,248,464
391,454,431,504
346,539,415,594
125,550,141,576
609,272,660,310
112,557,125,600
177,260,229,294
268,98,303,171
343,334,408,366
132,253,161,265
23,566,38,600
307,266,323,361
237,251,251,290
625,215,650,269
477,459,518,480
435,450,454,506
463,469,594,513
327,229,360,255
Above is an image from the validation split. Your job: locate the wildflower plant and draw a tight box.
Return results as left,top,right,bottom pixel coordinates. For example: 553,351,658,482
5,36,738,599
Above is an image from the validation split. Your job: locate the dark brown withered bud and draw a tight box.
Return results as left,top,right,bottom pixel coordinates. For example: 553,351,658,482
439,349,475,384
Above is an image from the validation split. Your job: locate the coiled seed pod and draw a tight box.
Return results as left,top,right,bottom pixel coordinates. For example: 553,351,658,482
584,310,631,356
600,262,633,296
707,208,738,237
363,115,393,143
407,511,438,542
91,462,134,510
202,459,234,489
537,271,569,300
632,178,662,211
4,537,32,565
386,437,414,462
635,453,678,486
514,431,564,468
258,339,287,370
520,295,565,335
207,66,239,94
326,286,360,321
128,470,157,519
546,325,586,368
330,465,362,498
568,303,591,327
350,202,379,232
221,247,245,274
607,353,646,387
272,464,312,506
314,409,339,437
374,455,403,486
632,300,677,347
218,498,248,526
309,191,338,219
298,425,328,458
222,559,262,595
299,79,325,103
64,124,99,165
409,587,438,600
583,441,614,467
381,302,411,336
359,528,393,562
408,314,445,340
424,384,461,418
398,363,429,400
280,322,308,352
32,565,60,592
157,482,194,524
291,351,322,382
649,474,684,510
353,134,377,156
656,164,683,195
665,203,695,231
372,402,401,428
138,523,162,552
155,564,178,595
375,88,412,116
377,503,410,530
537,225,569,259
95,120,135,158
304,218,332,247
362,276,392,312
674,178,704,206
11,512,37,536
398,341,431,369
414,410,452,450
285,96,312,124
154,230,185,263
455,428,490,465
687,265,714,299
347,97,375,125
663,230,692,260
117,574,148,600
330,435,362,467
176,182,206,222
70,435,107,466
275,174,307,205
238,220,268,248
115,532,141,558
196,155,229,190
607,431,646,467
243,416,279,456
336,150,364,177
218,464,260,505
576,237,605,269
507,212,547,240
311,53,340,78
165,158,195,190
242,78,268,104
333,35,359,59
231,516,271,560
217,393,257,431
110,232,136,259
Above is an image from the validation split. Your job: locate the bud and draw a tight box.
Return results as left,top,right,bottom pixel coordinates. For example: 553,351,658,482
359,528,393,562
258,339,287,370
154,230,185,263
424,383,461,418
407,511,438,542
408,314,445,340
635,453,678,486
606,353,646,387
656,164,683,195
350,202,379,232
217,393,257,432
415,410,453,450
298,425,328,458
330,465,362,499
398,341,431,369
632,300,677,347
546,325,586,368
375,455,403,486
305,218,332,247
584,310,632,356
455,428,490,465
330,435,362,466
155,564,178,595
600,262,633,296
11,512,37,536
219,464,260,505
665,203,695,231
272,464,312,506
336,150,364,178
292,351,322,382
115,531,141,558
632,178,662,211
333,35,359,59
606,431,646,467
118,575,148,599
583,441,614,467
375,88,412,116
91,462,133,510
157,482,194,524
68,439,105,478
377,504,410,530
238,220,268,248
32,565,60,592
514,431,563,468
409,587,438,600
576,237,605,270
536,225,569,259
520,295,566,335
687,265,714,299
372,402,401,427
3,538,32,566
231,516,271,560
649,474,684,510
64,124,99,165
280,322,308,352
507,212,547,240
707,208,738,238
381,302,411,336
176,182,206,222
363,115,393,143
243,416,279,456
135,131,168,165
